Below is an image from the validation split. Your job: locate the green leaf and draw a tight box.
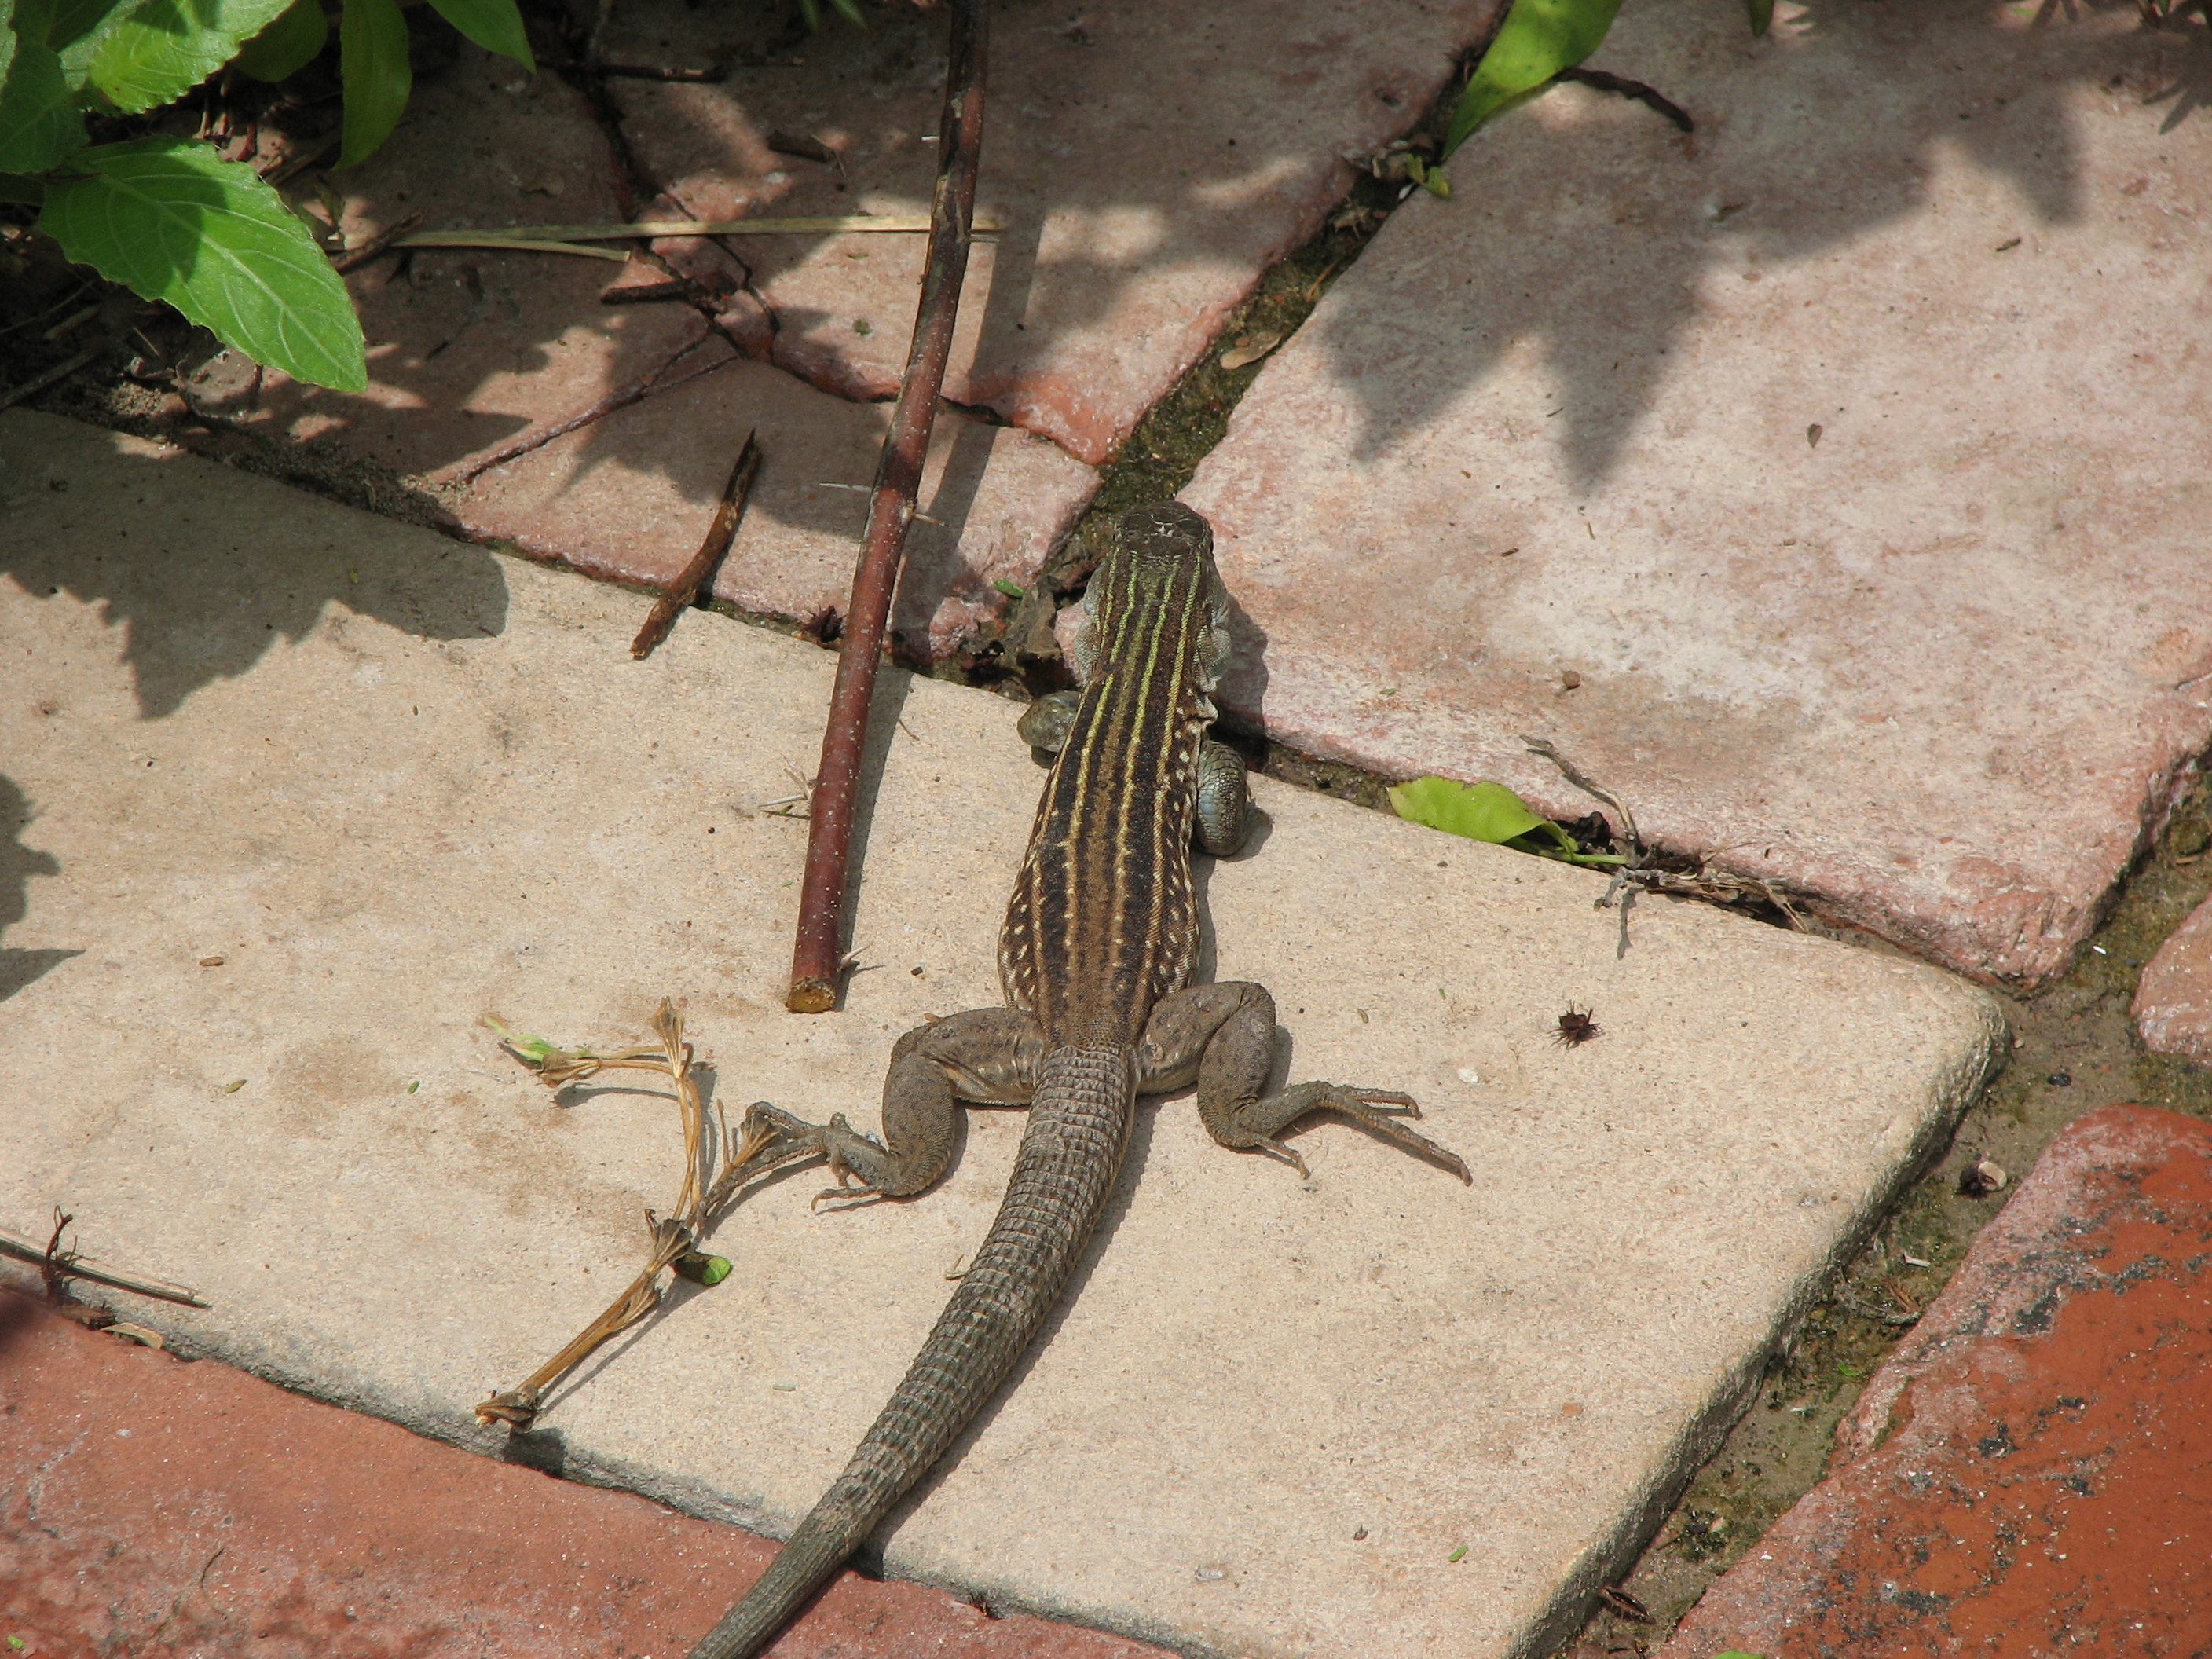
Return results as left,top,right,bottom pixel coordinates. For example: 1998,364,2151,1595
674,1251,732,1287
337,0,407,167
48,0,140,90
90,0,294,114
423,0,529,72
0,170,46,202
1743,0,1774,35
0,1,86,174
1443,0,1627,156
233,0,326,81
1389,776,1552,844
39,135,366,390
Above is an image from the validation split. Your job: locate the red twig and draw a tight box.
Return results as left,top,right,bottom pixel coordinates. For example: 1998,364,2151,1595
786,0,987,1013
631,430,760,658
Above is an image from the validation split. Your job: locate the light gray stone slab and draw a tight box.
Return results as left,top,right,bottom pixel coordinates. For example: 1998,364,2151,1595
605,0,1495,464
1183,0,2212,985
0,412,2002,1659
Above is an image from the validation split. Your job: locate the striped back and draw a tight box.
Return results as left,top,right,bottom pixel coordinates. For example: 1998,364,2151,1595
998,504,1229,1048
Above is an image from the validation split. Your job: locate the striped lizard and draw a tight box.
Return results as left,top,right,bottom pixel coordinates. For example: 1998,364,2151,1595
688,501,1469,1658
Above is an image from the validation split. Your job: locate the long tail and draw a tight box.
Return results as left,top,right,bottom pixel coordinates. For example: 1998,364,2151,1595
687,1046,1134,1659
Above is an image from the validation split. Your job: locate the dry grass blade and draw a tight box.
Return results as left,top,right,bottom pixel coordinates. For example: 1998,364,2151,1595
0,1217,212,1308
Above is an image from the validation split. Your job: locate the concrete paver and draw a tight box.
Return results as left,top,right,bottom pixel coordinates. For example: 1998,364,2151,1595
1182,0,2212,984
1,412,2003,1659
605,0,1493,463
2134,892,2212,1065
0,1287,1174,1659
1658,1104,2212,1659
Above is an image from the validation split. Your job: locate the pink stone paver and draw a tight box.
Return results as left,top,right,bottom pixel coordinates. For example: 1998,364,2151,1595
1657,1104,2212,1659
458,349,1097,661
201,43,1096,660
602,0,1496,464
0,1284,1176,1659
2135,893,2212,1064
236,43,710,478
1182,0,2212,983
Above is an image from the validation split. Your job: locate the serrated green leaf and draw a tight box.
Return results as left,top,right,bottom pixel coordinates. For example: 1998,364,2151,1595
90,0,292,113
1443,0,1627,156
0,2,85,174
1389,776,1551,844
1743,0,1774,35
49,0,140,90
423,0,529,72
337,0,407,167
39,135,366,390
234,0,325,81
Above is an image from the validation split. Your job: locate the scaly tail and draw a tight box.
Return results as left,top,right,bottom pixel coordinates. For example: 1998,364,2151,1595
686,1046,1134,1659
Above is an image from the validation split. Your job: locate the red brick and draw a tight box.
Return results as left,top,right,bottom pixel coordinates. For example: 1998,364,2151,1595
1660,1104,2212,1659
0,1290,1171,1658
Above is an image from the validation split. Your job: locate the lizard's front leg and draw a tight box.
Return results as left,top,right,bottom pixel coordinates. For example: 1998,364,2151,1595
747,1007,1047,1204
1137,983,1471,1183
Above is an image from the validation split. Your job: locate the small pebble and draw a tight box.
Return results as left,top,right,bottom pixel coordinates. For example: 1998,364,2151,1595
198,955,225,967
2046,1071,2071,1087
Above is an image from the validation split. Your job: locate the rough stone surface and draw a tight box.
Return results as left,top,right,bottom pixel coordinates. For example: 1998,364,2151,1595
603,0,1494,464
2133,894,2212,1064
0,1289,1174,1659
203,43,1094,661
1660,1104,2212,1659
457,350,1097,661
236,43,712,477
0,412,2003,1659
1182,0,2212,984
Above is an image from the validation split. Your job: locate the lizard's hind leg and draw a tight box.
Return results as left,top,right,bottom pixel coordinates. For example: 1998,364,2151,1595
746,1007,1046,1206
1138,982,1472,1185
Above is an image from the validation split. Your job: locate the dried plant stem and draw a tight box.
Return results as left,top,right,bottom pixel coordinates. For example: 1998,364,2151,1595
478,1001,709,1427
787,0,987,1013
0,1211,211,1308
631,430,760,659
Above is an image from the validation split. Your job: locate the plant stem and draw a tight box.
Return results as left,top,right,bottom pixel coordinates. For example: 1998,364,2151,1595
786,0,987,1013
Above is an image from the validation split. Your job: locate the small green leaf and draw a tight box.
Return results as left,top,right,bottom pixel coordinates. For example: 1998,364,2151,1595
90,0,295,114
1420,170,1452,200
1743,0,1774,35
338,0,409,168
674,1251,732,1286
1447,1544,1468,1562
406,1079,420,1094
992,578,1024,599
234,0,328,82
9,1635,27,1650
423,0,531,72
1389,776,1552,844
1444,0,1628,156
0,2,86,174
40,136,366,390
482,1015,558,1062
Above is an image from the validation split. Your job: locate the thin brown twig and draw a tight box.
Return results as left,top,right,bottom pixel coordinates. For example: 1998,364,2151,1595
450,342,732,485
331,212,423,274
0,1221,211,1307
787,0,987,1013
631,430,760,658
0,341,104,412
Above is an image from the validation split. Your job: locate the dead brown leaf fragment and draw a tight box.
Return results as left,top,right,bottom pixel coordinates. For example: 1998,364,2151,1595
1218,329,1283,372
